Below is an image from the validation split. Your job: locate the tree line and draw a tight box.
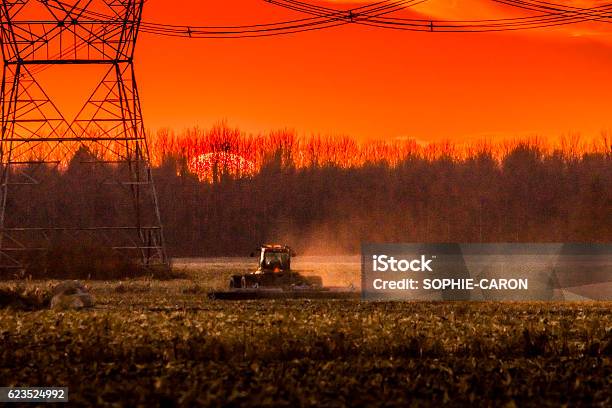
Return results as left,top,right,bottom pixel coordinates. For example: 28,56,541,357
153,142,610,256
4,131,610,257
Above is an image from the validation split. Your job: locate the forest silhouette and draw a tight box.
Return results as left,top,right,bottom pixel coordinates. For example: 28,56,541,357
4,124,610,256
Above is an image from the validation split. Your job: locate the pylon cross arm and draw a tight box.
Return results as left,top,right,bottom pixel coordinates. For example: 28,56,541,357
1,0,142,63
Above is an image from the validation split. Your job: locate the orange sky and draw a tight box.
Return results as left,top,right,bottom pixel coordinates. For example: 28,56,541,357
37,1,612,143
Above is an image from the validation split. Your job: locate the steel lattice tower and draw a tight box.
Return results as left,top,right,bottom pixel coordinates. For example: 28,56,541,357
0,0,167,272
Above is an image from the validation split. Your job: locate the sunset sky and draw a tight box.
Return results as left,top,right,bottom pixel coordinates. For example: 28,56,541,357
36,0,612,143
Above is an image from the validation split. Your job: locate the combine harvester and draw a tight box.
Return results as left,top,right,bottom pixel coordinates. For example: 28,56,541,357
209,244,358,300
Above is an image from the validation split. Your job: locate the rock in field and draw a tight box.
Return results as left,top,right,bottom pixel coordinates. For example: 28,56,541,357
50,280,94,310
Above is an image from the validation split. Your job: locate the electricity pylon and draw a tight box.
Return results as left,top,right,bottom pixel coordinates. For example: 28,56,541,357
0,0,167,272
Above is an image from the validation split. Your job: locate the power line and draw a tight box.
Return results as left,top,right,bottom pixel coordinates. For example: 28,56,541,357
31,0,612,37
138,1,422,38
274,0,612,32
43,0,417,38
4,1,420,81
8,0,611,81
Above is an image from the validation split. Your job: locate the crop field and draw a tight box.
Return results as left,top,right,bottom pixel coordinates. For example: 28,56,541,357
0,258,610,407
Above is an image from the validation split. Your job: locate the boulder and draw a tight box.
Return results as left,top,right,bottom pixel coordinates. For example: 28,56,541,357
50,280,93,310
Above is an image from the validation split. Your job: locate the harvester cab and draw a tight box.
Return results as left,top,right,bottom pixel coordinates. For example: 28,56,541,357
254,244,295,273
